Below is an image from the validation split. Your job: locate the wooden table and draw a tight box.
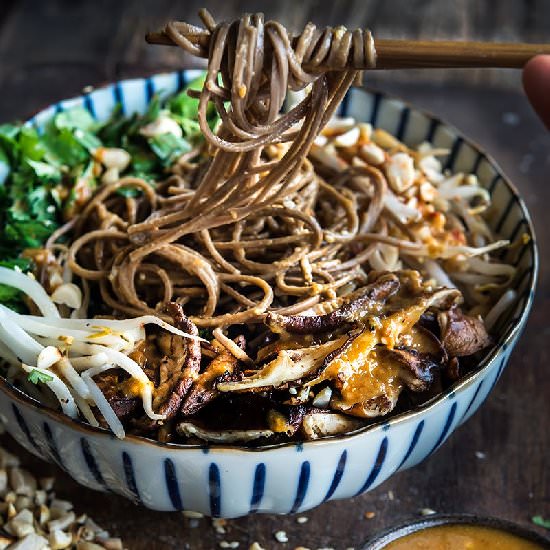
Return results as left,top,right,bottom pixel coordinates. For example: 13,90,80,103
0,1,549,548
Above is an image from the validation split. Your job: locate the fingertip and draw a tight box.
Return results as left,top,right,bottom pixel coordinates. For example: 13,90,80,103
523,55,550,129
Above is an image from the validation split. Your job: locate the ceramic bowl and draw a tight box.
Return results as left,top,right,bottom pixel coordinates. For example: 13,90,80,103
364,514,550,549
0,71,538,517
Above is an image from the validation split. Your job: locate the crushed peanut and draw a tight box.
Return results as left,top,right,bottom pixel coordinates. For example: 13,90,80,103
0,444,123,549
274,530,289,543
212,517,228,534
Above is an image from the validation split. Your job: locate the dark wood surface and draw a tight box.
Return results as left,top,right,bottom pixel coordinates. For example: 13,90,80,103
0,1,549,549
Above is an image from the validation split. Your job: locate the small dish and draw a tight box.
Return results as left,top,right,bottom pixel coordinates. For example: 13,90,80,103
364,514,550,549
0,71,538,517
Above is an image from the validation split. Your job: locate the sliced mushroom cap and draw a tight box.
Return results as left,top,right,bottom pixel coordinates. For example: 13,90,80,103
266,272,400,335
176,422,274,443
404,326,447,362
439,307,492,357
301,411,365,440
378,347,440,392
217,336,347,392
266,405,306,436
181,336,243,415
331,388,399,418
138,303,201,429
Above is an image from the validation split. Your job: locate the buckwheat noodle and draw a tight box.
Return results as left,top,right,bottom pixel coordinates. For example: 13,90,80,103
65,9,511,329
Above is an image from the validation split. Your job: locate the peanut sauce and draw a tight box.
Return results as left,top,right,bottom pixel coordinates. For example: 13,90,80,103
383,525,546,550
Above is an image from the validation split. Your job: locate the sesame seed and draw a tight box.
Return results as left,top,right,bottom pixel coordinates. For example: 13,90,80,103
274,530,288,543
296,516,309,524
419,508,437,516
475,451,486,459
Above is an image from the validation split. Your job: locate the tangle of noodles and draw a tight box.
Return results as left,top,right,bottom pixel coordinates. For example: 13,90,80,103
65,10,388,327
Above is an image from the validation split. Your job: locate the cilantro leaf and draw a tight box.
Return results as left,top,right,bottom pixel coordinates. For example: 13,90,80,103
98,105,134,147
54,106,96,132
0,258,31,271
26,159,62,183
19,127,46,161
4,217,57,248
168,74,205,120
0,123,21,160
73,128,102,153
148,133,191,166
532,516,550,530
128,94,162,135
42,128,90,167
27,369,54,384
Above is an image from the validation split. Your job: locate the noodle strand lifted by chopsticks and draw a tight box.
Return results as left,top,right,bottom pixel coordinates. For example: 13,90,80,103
65,9,511,330
66,10,381,326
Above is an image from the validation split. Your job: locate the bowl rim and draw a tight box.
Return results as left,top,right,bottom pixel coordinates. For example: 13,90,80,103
0,71,539,453
363,513,550,549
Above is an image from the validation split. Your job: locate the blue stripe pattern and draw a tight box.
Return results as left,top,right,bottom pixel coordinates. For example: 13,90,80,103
81,438,108,489
250,463,266,513
209,463,221,517
145,78,155,103
487,357,508,395
495,356,508,381
397,420,425,470
43,422,63,467
395,107,410,140
471,151,484,173
164,458,183,510
84,94,96,118
177,71,186,91
461,380,484,421
355,437,388,495
427,402,457,457
12,404,39,451
114,83,125,113
495,196,516,234
323,450,347,502
489,174,501,193
122,451,140,502
425,118,439,142
444,137,463,170
370,92,382,125
290,461,310,513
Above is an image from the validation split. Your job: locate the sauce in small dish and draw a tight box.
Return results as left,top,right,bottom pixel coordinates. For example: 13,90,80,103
383,524,545,550
365,515,550,550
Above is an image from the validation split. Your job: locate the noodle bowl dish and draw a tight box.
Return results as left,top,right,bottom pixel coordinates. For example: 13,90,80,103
0,11,537,516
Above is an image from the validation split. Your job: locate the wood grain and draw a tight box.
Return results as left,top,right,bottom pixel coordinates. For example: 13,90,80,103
0,2,549,549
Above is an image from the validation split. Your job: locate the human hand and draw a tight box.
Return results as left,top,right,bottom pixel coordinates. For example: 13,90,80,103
523,55,550,129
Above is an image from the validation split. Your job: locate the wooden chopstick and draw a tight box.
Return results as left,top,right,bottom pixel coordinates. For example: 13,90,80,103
146,30,550,70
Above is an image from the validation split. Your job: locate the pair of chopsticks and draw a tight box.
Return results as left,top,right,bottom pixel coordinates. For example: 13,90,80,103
146,28,550,70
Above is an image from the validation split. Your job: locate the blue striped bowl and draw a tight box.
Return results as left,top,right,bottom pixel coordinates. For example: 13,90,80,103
0,71,537,517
